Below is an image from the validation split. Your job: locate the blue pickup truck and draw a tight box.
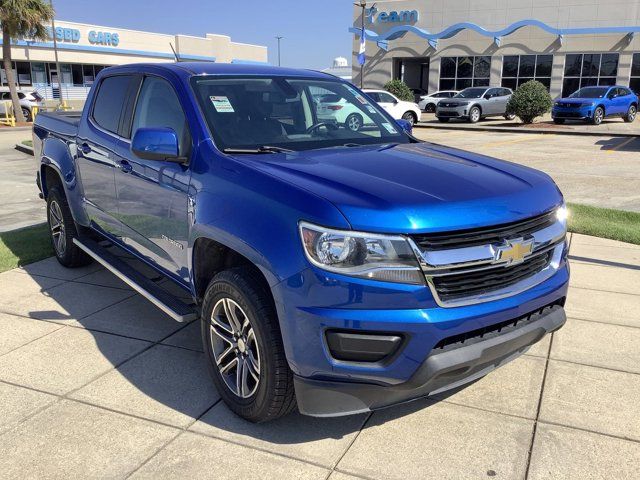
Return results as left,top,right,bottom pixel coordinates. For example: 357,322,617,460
33,63,569,422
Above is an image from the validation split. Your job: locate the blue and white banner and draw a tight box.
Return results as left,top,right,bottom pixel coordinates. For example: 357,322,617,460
357,30,366,65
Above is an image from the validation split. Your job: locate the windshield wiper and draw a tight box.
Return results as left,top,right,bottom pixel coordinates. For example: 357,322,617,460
223,146,294,154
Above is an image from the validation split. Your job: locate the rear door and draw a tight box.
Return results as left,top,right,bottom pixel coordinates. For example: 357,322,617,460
113,74,193,282
76,74,135,237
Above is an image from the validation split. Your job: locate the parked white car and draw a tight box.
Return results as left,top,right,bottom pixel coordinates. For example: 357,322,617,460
417,90,459,112
0,87,44,121
363,89,422,126
314,93,369,131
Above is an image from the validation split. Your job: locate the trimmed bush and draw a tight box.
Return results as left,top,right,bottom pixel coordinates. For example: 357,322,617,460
506,80,553,124
383,79,414,102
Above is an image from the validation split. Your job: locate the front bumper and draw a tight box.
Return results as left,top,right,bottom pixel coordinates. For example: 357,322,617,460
295,303,566,416
552,106,592,120
436,105,470,119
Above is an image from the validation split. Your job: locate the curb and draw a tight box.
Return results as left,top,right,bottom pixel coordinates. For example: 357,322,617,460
0,126,33,133
15,143,34,156
414,122,639,138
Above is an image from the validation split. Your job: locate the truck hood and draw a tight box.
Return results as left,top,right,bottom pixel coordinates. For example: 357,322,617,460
244,142,563,233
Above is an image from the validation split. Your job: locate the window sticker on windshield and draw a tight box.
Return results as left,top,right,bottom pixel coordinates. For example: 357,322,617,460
366,105,377,114
209,96,235,113
382,122,397,134
355,94,369,105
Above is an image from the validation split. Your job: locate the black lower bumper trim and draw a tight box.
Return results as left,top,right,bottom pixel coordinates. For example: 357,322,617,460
295,305,566,417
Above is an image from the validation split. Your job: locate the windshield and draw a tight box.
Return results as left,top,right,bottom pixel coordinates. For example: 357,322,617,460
569,87,609,99
190,76,410,152
454,88,487,99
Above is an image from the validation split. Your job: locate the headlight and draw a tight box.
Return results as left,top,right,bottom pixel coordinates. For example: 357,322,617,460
299,222,424,284
554,102,560,107
556,203,568,225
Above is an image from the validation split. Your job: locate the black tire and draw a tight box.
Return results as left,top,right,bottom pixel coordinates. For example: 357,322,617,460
424,103,436,113
402,111,417,126
554,118,566,125
437,117,450,123
21,107,32,122
46,186,92,268
201,267,295,423
624,104,637,123
344,113,363,132
468,106,481,123
592,106,604,125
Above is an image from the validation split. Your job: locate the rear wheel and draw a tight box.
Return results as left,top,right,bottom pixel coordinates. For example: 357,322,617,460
201,267,295,422
468,106,481,123
46,186,92,267
21,107,32,122
401,111,417,126
345,113,363,132
624,104,637,123
591,106,604,125
424,103,436,113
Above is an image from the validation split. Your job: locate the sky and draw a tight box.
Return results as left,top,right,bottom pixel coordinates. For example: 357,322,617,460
54,0,355,70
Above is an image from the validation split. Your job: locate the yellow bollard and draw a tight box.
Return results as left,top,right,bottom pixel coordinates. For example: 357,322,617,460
0,100,16,127
31,105,39,119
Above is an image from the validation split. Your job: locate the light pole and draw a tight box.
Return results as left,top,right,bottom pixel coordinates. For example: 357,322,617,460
354,1,371,88
49,0,64,108
275,36,283,67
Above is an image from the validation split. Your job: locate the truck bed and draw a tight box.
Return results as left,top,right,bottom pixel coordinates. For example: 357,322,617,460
33,111,82,140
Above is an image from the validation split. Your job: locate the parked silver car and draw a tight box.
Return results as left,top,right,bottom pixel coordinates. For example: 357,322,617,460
0,88,44,121
436,87,515,123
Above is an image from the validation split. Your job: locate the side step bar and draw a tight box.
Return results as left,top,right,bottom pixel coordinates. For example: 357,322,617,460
73,237,198,323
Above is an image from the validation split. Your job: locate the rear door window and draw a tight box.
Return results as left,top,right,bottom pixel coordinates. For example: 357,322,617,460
92,75,133,135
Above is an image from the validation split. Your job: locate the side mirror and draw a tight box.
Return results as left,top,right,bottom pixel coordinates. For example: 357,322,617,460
396,118,413,134
131,127,183,162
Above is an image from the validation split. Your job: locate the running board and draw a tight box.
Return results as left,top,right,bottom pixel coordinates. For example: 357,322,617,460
73,237,198,323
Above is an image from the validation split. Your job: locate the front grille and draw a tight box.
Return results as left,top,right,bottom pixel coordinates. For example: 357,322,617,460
430,250,553,302
412,210,557,251
439,102,460,108
557,103,581,108
432,300,565,353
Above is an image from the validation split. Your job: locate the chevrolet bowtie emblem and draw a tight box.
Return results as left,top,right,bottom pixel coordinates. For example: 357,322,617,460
495,238,534,265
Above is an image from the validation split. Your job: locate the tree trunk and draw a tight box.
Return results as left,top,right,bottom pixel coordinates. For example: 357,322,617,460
2,25,27,123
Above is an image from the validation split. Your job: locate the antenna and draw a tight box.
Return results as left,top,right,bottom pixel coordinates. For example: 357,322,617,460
169,42,180,62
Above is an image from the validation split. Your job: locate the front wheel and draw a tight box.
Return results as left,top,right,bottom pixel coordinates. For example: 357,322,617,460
401,111,417,126
591,107,604,125
201,267,295,422
468,106,481,123
624,105,637,123
46,186,92,267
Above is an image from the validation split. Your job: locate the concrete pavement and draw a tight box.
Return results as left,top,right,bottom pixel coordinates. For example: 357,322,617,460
0,130,44,232
0,232,638,479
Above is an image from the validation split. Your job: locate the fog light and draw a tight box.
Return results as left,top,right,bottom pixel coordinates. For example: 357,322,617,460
326,331,403,363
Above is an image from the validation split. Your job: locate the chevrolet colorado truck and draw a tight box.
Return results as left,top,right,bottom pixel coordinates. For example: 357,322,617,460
33,63,569,423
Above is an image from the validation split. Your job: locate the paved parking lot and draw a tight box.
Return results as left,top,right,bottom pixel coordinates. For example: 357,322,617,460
0,232,638,479
413,128,640,212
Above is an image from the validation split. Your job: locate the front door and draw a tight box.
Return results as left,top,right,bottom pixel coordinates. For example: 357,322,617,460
376,91,401,118
114,75,193,282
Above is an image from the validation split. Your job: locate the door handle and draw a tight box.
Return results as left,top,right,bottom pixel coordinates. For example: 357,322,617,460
79,143,91,155
119,159,133,173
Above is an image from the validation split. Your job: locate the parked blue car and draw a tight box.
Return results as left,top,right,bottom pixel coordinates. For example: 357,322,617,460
552,85,638,125
32,63,569,422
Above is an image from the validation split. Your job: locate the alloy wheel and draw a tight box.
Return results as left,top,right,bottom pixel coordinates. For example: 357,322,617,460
347,114,361,131
629,106,637,121
209,297,261,399
49,200,66,256
594,108,604,125
402,112,416,126
470,108,480,123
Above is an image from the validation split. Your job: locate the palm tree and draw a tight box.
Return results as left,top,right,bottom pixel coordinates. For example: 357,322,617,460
1,0,54,123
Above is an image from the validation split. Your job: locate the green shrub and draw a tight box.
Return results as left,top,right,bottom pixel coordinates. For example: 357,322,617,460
506,80,553,124
383,79,414,102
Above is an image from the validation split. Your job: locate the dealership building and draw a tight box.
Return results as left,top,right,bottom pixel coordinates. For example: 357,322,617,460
351,0,640,98
0,20,267,102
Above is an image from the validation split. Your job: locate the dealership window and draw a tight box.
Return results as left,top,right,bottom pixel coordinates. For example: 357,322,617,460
31,62,47,85
83,65,95,85
71,64,84,86
439,56,491,90
501,55,552,91
631,53,640,94
562,53,619,97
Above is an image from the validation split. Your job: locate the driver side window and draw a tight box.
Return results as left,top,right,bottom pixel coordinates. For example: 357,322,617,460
132,76,191,157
